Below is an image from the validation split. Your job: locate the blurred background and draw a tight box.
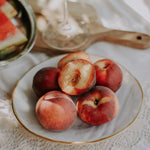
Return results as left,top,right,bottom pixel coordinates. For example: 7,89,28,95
24,0,150,54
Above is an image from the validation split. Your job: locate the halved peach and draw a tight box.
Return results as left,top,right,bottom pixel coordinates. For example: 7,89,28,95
58,52,91,69
58,59,96,95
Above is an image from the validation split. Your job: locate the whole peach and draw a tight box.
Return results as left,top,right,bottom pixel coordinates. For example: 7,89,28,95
32,67,60,97
94,59,123,92
77,86,119,125
36,91,77,131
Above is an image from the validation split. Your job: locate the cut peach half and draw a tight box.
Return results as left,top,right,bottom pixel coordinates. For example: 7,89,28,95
58,52,91,69
58,59,96,95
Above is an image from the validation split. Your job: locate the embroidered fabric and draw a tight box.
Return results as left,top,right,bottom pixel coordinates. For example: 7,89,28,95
0,85,150,150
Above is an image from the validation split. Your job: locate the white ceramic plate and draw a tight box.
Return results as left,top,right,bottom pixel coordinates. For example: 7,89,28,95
12,54,143,144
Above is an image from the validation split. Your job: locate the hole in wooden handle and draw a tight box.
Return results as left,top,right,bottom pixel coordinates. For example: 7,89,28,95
137,36,142,40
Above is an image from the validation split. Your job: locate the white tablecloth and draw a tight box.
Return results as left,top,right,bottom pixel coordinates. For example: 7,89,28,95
1,0,150,149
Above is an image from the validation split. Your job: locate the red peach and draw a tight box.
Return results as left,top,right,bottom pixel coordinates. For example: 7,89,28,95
32,67,60,97
36,91,77,131
94,59,123,92
77,86,119,125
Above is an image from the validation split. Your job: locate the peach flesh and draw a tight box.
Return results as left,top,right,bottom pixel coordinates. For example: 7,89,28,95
77,86,119,125
58,52,91,69
58,59,96,95
36,91,77,131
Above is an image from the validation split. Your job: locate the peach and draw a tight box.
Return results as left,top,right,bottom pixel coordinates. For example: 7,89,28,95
94,59,123,92
58,52,91,69
77,86,119,125
36,91,77,131
32,67,60,97
58,59,96,95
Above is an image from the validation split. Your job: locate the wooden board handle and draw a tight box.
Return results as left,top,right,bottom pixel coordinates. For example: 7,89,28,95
93,29,150,49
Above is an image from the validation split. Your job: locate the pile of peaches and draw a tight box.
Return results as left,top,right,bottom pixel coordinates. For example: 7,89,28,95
32,52,123,132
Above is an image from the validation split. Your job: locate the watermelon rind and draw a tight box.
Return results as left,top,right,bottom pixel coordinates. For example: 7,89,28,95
0,1,17,18
0,45,21,59
0,28,28,55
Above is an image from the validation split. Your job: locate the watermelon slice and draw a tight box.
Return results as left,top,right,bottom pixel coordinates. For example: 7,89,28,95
0,0,5,6
0,10,27,54
0,0,17,18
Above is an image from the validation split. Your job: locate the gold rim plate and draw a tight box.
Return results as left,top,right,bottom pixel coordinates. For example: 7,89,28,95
12,54,143,144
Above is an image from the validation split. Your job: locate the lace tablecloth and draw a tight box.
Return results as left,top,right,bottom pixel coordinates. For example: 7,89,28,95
1,0,150,149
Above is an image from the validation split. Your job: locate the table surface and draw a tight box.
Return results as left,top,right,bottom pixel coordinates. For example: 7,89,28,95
1,0,150,149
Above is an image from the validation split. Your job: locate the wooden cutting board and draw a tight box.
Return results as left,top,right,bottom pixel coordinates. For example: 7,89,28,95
33,2,150,55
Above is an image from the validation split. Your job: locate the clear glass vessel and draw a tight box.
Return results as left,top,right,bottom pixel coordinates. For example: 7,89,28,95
42,0,89,51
